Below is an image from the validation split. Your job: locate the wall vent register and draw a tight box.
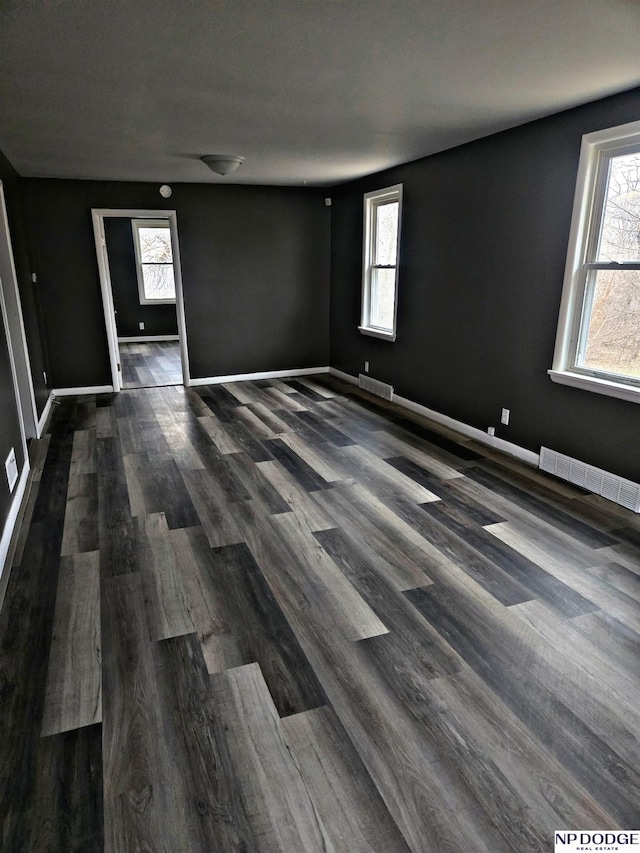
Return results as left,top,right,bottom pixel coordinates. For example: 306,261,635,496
540,446,640,512
5,447,18,493
358,374,394,401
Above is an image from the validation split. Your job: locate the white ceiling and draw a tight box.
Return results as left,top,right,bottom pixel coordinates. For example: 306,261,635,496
1,0,639,186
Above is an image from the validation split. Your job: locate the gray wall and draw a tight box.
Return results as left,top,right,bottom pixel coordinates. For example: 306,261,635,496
23,180,330,387
0,302,25,537
179,187,330,378
330,86,640,482
104,218,178,338
0,150,50,418
0,151,27,545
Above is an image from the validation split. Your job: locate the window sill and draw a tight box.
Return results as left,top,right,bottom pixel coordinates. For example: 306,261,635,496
358,326,396,342
548,369,640,404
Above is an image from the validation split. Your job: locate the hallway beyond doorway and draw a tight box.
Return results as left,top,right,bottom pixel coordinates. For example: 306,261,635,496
119,340,182,388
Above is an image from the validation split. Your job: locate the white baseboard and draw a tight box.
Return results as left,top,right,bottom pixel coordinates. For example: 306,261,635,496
0,459,30,583
118,335,179,343
188,366,330,387
329,367,539,467
53,385,114,397
394,393,540,466
36,391,54,438
329,367,359,386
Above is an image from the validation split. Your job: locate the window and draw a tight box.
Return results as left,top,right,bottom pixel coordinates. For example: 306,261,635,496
359,184,402,340
551,120,640,403
132,219,176,304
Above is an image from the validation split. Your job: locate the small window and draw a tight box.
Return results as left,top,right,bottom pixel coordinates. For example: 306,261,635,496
551,121,640,403
359,184,402,341
132,219,176,304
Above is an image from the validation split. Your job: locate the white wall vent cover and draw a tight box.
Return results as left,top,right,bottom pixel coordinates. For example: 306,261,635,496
358,374,394,401
539,446,640,513
5,447,18,493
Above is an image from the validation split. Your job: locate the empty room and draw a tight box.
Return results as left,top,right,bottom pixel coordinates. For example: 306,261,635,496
1,2,640,851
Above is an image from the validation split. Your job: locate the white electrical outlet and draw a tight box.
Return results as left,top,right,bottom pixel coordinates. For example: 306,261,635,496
139,321,145,330
364,361,369,373
487,426,495,436
5,447,18,493
501,408,510,425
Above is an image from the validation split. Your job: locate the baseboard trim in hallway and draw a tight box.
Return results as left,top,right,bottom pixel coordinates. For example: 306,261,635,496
118,335,180,343
53,385,114,396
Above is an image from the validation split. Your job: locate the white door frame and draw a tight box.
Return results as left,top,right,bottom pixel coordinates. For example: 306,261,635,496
91,208,190,391
0,181,38,438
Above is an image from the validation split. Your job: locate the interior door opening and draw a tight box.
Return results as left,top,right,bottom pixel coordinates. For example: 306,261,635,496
92,209,190,392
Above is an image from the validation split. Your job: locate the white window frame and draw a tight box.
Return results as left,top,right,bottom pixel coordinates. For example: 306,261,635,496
359,184,403,341
550,119,640,404
132,218,177,305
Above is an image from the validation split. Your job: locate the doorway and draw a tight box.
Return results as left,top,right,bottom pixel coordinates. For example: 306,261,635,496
91,209,190,392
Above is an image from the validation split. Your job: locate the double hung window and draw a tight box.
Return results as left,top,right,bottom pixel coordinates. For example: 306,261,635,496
551,121,640,402
132,219,176,304
359,184,402,340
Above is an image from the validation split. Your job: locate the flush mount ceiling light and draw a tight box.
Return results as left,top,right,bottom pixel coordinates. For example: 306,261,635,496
200,155,244,176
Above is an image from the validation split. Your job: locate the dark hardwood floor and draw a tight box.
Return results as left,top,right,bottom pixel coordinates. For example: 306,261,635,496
119,341,182,389
1,374,640,851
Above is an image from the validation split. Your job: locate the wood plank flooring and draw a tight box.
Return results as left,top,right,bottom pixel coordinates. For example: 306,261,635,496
119,341,182,389
1,374,640,851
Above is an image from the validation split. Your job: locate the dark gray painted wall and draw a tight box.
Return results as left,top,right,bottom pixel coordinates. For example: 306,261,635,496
0,151,27,540
330,86,640,482
104,218,177,338
0,150,50,418
0,300,25,534
178,187,330,378
23,180,330,387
